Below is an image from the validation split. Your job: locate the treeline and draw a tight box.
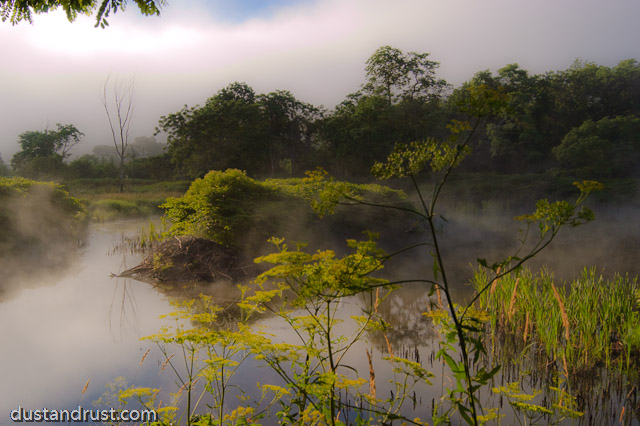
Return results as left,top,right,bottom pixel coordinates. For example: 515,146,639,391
1,132,174,181
3,46,640,182
154,50,640,179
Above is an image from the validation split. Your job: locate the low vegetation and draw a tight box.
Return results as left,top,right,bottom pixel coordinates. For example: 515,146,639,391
160,168,405,252
474,267,640,374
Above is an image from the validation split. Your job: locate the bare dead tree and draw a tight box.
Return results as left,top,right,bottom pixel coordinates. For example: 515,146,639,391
101,75,135,192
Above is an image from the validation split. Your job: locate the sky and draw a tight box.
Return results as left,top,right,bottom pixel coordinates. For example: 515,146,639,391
1,0,639,160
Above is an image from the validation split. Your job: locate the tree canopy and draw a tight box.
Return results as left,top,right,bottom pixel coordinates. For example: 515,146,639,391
10,123,83,178
157,82,319,179
553,115,640,177
467,59,640,172
1,0,166,28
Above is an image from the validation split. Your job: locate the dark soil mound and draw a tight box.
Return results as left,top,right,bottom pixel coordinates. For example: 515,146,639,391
119,236,255,284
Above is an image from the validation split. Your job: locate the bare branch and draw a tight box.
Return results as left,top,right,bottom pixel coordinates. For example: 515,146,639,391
101,75,135,192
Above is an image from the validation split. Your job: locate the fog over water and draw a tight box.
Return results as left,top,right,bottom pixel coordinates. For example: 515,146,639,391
0,221,173,417
1,202,638,423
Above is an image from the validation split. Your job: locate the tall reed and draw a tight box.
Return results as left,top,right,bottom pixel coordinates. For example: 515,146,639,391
472,267,640,373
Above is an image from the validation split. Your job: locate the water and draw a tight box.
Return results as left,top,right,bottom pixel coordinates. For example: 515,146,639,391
2,211,639,425
0,220,175,422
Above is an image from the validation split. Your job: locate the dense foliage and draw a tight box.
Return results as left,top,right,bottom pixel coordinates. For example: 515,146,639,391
10,123,83,179
553,115,640,177
161,168,404,249
6,47,640,185
151,49,640,181
157,83,319,179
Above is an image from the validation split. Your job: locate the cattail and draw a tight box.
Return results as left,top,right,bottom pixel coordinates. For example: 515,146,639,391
81,378,91,396
139,348,151,367
366,349,376,399
161,354,175,371
523,312,530,344
551,283,570,342
620,406,625,424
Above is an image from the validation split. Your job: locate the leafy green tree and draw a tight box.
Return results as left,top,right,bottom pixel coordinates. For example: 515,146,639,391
127,153,173,179
158,83,320,178
91,144,120,163
461,59,640,173
1,0,166,28
158,83,266,179
319,46,448,176
553,115,640,177
130,135,165,158
364,45,448,105
257,90,320,174
10,123,83,178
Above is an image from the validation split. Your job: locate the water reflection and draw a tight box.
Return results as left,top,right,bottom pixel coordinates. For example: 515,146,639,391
0,220,174,422
2,205,639,425
107,232,145,340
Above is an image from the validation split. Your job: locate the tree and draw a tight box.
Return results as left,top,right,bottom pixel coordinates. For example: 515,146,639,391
92,144,120,163
364,45,448,105
257,90,320,174
158,82,266,179
130,136,165,158
318,46,449,176
65,154,118,179
158,82,320,178
553,115,640,177
101,76,135,192
455,59,640,173
10,123,83,178
1,0,166,28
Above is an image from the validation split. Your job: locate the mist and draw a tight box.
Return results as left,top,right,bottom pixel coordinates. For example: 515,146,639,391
2,0,640,161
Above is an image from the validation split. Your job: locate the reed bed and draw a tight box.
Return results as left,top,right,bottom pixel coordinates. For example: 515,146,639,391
472,267,640,374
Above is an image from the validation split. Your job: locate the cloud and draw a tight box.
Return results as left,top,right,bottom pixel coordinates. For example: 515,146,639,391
0,0,639,158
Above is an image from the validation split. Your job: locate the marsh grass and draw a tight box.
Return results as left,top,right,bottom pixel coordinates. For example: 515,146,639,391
473,267,640,374
83,193,182,221
63,178,190,195
62,178,187,221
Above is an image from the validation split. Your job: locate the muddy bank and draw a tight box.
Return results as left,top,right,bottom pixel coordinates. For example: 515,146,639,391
119,235,259,285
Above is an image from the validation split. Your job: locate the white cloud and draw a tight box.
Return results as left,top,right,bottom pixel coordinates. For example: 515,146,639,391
1,0,639,158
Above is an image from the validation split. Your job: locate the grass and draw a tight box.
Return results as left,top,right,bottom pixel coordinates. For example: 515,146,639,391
473,267,640,374
62,178,191,195
62,179,189,222
85,194,180,222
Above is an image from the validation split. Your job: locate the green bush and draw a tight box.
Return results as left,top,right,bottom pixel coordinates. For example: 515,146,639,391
161,169,405,249
161,169,304,247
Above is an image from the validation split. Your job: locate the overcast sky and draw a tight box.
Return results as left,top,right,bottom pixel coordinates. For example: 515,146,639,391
1,0,639,160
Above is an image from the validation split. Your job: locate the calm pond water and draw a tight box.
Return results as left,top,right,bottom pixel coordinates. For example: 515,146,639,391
0,220,176,423
2,211,639,425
